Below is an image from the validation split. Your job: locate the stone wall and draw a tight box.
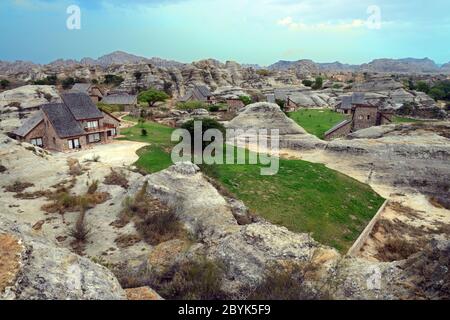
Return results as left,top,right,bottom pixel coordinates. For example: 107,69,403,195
352,106,379,131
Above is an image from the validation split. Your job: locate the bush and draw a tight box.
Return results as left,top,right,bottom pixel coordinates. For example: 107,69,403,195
87,180,99,195
33,75,57,86
376,238,419,261
302,80,313,87
176,101,208,111
154,258,226,300
104,169,129,189
0,79,10,89
256,69,272,77
248,264,325,300
119,183,185,245
416,81,430,94
239,95,252,106
141,128,148,136
312,77,323,90
104,74,124,86
4,181,34,193
0,165,6,173
208,105,220,112
61,77,75,89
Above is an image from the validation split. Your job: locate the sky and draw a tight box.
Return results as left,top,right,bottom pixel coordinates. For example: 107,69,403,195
0,0,449,66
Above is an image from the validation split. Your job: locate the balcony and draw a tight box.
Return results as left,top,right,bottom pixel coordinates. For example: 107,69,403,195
84,123,116,133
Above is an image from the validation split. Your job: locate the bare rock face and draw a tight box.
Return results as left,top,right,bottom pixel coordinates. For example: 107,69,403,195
140,162,450,299
327,122,450,200
0,85,60,109
0,217,126,300
226,102,326,150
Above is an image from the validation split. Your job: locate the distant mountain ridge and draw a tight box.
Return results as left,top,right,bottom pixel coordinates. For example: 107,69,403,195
1,51,449,75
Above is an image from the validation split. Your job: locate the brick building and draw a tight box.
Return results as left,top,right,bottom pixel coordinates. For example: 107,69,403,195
11,92,120,152
325,96,393,140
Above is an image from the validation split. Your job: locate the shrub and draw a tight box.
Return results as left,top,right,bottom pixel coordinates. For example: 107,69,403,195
104,169,129,189
67,158,83,176
176,101,208,111
33,75,57,86
312,77,323,90
69,209,91,254
87,180,99,195
61,77,75,89
376,238,419,261
416,81,430,94
0,165,7,173
248,264,325,300
119,183,185,245
256,69,272,77
4,181,34,193
155,258,226,300
1,79,10,89
104,74,124,86
141,128,148,136
302,80,313,87
208,105,220,112
239,95,252,106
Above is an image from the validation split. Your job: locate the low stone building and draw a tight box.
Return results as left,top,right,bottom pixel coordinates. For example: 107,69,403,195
179,85,214,104
102,93,138,112
70,83,104,103
10,92,120,152
325,101,393,140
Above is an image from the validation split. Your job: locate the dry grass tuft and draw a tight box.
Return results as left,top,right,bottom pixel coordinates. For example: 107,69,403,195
116,183,186,245
4,181,34,193
376,238,421,262
114,234,142,248
67,158,83,176
104,169,129,189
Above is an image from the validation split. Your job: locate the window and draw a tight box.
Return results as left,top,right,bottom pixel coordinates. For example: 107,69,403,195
31,137,43,147
109,128,117,136
68,138,81,149
85,121,99,129
367,115,371,120
88,133,101,143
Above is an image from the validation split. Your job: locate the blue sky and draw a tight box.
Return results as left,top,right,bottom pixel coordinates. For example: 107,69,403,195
0,0,449,65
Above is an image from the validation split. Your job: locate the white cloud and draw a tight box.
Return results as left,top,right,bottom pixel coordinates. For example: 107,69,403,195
277,16,371,31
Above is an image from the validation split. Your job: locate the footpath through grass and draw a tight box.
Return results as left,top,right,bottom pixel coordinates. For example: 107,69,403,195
288,109,348,139
121,117,385,252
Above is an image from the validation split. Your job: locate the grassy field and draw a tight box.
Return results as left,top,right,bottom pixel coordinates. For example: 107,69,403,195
119,117,175,173
392,116,423,123
288,109,348,139
121,118,385,252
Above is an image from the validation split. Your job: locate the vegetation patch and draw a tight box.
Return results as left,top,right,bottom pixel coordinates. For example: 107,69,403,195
247,262,328,300
288,109,348,139
118,183,186,245
4,181,34,193
104,169,129,189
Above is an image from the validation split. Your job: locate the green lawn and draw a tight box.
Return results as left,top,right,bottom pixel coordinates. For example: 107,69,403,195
204,150,385,252
121,119,385,252
288,109,348,139
392,116,423,123
119,118,175,173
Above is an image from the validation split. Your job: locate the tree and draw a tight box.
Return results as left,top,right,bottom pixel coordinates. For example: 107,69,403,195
429,87,446,101
0,79,10,89
312,77,323,90
176,101,207,111
138,88,169,107
181,118,226,151
302,80,313,87
416,81,430,94
239,95,252,106
62,77,75,89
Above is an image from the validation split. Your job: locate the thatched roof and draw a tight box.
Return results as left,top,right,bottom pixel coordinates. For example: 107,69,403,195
41,103,85,138
61,92,103,120
11,111,44,137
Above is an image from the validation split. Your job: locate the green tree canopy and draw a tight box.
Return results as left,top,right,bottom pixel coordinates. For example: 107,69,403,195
0,79,10,89
239,95,252,106
302,80,313,87
138,88,170,107
416,81,430,94
312,77,323,90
